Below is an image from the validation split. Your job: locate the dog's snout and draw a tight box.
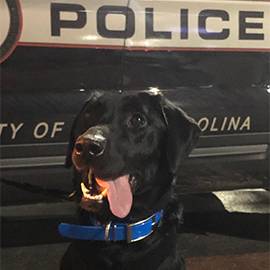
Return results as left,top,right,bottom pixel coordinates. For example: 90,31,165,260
74,127,107,158
74,137,106,157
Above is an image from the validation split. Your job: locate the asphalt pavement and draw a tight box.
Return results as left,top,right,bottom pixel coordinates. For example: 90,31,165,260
1,189,269,270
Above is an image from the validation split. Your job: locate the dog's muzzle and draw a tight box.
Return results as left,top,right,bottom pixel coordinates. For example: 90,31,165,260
75,126,107,157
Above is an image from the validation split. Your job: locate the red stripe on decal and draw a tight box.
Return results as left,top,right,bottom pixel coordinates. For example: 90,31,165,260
17,42,270,52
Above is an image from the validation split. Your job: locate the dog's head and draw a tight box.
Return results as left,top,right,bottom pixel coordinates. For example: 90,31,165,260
66,91,200,221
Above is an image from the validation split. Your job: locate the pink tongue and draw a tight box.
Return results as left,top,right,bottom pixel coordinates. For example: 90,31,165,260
96,175,133,218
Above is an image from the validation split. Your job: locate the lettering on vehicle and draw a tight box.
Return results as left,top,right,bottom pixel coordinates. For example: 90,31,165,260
50,4,265,41
1,0,269,62
0,122,65,140
197,116,251,132
0,117,251,143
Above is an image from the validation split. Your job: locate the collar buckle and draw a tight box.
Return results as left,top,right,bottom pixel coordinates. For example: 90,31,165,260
104,222,111,241
105,222,118,241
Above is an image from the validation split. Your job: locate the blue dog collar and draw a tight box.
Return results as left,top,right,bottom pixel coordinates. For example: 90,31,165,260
59,210,163,243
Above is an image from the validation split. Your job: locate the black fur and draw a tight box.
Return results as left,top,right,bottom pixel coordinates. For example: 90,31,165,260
61,91,200,270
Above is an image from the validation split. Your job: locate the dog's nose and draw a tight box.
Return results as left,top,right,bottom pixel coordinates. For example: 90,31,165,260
74,128,107,157
87,139,105,156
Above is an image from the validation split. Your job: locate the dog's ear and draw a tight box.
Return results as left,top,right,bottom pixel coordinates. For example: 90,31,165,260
162,98,201,175
65,91,103,168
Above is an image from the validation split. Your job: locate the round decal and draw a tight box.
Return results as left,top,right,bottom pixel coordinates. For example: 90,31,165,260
0,0,22,63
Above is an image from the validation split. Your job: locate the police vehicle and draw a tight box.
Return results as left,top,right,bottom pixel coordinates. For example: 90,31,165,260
1,0,269,204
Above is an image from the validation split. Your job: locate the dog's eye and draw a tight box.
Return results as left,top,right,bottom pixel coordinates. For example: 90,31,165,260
127,113,147,129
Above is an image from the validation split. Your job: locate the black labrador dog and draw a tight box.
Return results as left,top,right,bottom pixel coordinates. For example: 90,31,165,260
60,90,200,270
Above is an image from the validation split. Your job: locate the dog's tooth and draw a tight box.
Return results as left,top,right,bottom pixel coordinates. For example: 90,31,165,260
81,181,105,201
81,182,90,196
96,194,103,200
96,195,103,202
101,189,107,197
88,194,103,201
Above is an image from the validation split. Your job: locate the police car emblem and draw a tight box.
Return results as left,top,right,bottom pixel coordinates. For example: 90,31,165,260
0,0,22,63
